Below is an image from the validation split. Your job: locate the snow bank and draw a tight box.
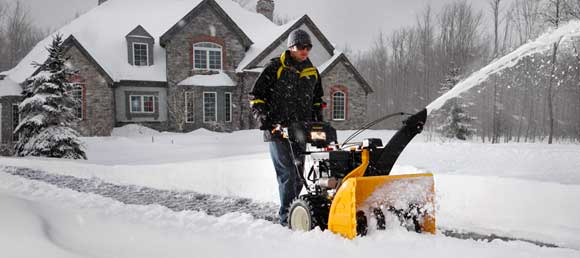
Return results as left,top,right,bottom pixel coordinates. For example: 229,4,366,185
1,172,578,258
111,124,162,137
1,129,580,251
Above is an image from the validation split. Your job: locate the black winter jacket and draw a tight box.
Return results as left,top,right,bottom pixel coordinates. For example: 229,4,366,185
250,50,324,140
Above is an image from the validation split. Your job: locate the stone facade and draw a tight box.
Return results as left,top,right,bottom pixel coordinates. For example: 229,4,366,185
0,96,23,155
164,4,247,132
321,61,368,130
65,44,115,137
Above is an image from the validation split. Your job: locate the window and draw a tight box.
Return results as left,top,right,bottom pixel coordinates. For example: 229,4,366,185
12,104,20,142
185,91,195,123
193,42,222,70
225,92,232,122
133,43,148,66
332,91,346,121
203,92,217,122
130,95,155,113
71,85,84,120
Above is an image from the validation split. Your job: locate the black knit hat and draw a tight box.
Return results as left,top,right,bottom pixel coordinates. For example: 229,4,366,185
287,29,312,48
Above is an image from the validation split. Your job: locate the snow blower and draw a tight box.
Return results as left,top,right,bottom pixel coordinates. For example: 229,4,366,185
284,108,435,239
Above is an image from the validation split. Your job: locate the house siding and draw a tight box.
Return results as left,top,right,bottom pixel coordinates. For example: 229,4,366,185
165,4,246,132
65,45,115,136
114,85,168,123
321,61,368,130
0,96,22,155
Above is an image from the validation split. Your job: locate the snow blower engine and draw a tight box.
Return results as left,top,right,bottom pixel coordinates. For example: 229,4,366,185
284,108,435,239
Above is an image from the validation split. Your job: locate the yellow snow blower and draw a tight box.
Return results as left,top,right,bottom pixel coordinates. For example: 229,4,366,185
284,108,435,239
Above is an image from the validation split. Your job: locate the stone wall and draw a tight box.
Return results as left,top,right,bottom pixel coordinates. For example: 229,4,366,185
321,61,368,130
164,4,247,132
66,45,115,136
0,96,23,155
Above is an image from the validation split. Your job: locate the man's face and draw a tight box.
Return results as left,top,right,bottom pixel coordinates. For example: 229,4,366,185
289,44,312,62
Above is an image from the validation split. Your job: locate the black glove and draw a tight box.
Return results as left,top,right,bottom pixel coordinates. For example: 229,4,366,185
252,103,272,130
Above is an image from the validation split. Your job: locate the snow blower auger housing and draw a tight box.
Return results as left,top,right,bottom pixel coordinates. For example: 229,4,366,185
286,109,435,239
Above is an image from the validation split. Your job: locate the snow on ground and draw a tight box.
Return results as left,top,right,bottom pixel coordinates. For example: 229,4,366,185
1,125,580,257
1,171,578,258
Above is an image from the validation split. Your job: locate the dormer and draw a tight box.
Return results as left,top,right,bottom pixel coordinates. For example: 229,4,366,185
126,25,154,66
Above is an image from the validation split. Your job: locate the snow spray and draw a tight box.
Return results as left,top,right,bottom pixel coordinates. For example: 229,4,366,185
426,20,580,115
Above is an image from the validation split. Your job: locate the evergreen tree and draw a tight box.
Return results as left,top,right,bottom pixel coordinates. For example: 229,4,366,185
14,34,86,159
437,63,476,140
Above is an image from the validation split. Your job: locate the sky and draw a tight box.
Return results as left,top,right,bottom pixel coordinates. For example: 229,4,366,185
0,0,508,51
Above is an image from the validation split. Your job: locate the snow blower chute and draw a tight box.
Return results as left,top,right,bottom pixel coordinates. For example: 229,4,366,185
284,108,435,239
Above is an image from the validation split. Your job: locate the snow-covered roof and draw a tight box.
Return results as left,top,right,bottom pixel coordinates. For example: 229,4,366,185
0,76,22,97
3,0,283,84
318,51,343,73
236,17,299,72
178,72,236,87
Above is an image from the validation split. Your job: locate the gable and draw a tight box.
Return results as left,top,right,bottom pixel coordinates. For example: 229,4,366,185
160,0,252,49
321,53,373,94
243,15,335,69
126,25,154,39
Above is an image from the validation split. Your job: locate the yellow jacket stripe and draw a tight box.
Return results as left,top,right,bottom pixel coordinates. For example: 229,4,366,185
276,51,319,80
250,99,265,105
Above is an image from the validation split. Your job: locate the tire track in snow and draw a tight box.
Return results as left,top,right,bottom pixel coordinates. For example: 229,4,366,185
1,166,563,249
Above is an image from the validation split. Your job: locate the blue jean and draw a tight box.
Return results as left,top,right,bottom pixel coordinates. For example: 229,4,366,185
269,140,305,226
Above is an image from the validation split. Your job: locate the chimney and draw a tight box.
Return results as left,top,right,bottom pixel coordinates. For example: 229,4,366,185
98,0,107,5
256,0,274,21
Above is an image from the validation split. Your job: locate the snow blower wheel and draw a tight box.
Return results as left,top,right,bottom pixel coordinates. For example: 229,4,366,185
288,196,328,231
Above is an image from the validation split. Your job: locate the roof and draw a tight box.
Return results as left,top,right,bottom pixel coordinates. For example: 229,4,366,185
3,0,279,84
0,76,22,97
319,52,373,94
178,72,236,87
238,15,336,71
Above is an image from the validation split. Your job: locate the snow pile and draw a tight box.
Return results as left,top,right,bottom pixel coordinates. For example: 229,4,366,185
111,124,161,137
1,129,580,253
362,176,434,214
2,172,579,258
178,71,236,86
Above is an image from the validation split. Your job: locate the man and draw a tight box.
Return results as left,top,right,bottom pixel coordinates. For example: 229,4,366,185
250,29,324,226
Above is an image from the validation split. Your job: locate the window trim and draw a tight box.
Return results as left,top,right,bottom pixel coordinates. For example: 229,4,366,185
332,91,346,121
202,91,217,123
193,42,223,71
225,92,232,123
185,91,195,123
132,42,149,66
129,94,156,114
70,84,85,120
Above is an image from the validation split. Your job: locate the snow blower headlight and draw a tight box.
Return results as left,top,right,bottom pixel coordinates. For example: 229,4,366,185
310,131,326,141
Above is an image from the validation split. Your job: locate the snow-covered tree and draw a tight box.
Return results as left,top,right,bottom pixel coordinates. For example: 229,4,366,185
14,34,86,159
437,64,476,140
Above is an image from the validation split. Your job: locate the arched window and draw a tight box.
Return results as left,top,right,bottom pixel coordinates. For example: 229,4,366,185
332,91,346,121
193,42,222,70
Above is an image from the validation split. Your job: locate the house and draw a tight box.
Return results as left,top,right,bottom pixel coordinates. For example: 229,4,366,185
0,0,372,155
